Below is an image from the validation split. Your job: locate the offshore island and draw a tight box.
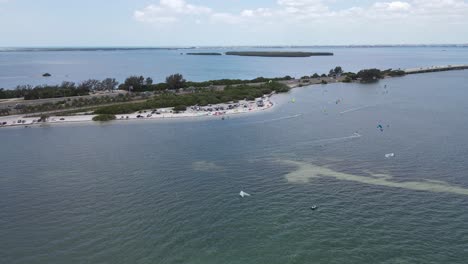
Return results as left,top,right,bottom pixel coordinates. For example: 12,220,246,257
186,51,334,57
225,51,334,57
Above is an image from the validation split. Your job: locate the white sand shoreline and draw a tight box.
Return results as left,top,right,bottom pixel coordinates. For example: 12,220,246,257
0,95,277,129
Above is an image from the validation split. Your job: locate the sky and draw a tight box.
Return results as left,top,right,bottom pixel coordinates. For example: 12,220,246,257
0,0,467,46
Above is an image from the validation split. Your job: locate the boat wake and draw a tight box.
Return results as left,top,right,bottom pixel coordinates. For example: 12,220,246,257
242,114,303,125
305,133,362,145
340,105,374,115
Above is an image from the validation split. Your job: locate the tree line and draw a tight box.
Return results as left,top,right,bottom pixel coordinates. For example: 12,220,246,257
1,74,294,100
0,67,406,101
0,78,119,100
117,74,293,92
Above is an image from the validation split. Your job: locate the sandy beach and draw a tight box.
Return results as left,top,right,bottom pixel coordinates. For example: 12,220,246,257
0,96,275,128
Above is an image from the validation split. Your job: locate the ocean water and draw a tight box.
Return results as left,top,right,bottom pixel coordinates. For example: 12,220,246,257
1,70,468,263
1,47,468,88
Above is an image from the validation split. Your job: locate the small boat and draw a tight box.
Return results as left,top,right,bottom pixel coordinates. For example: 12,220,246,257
310,205,318,210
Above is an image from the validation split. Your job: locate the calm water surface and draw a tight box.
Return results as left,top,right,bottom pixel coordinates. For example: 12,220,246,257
1,47,468,88
1,71,468,263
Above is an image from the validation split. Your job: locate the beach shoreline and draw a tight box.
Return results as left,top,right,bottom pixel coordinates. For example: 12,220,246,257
0,96,278,128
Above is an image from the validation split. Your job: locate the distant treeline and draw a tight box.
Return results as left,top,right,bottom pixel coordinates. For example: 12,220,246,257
225,51,334,57
117,75,293,92
0,78,119,100
1,83,90,100
186,52,222,56
341,68,406,83
303,66,405,83
0,75,292,100
94,81,290,115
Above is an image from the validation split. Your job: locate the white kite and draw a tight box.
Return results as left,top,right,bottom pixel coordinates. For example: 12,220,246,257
239,191,251,198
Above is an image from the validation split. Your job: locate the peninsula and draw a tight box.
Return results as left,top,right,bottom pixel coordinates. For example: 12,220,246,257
1,64,467,128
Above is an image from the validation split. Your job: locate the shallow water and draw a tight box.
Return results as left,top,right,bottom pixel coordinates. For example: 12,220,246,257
1,71,468,263
1,46,468,88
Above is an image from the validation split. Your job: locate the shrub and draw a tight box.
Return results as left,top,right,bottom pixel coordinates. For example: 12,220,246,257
173,105,187,112
387,70,406,77
92,114,116,122
357,69,383,83
342,76,352,83
321,80,328,84
166,74,186,90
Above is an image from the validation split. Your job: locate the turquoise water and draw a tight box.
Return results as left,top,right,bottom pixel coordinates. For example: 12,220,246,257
1,47,468,88
1,71,468,263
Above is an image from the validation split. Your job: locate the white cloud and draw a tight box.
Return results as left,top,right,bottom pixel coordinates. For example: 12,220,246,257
134,0,211,24
211,13,243,24
135,0,468,25
133,0,468,43
241,8,273,18
373,1,411,12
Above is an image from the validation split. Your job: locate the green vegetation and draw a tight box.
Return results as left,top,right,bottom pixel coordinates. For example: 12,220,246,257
166,74,186,90
225,51,333,57
119,76,149,92
22,82,90,100
173,105,187,112
92,114,116,122
357,69,384,83
95,81,290,115
342,76,352,83
384,69,406,77
312,73,320,78
184,76,293,88
187,53,222,56
1,73,294,100
0,78,119,100
321,80,328,84
20,94,133,114
328,66,343,76
0,108,10,116
38,115,49,122
343,72,358,80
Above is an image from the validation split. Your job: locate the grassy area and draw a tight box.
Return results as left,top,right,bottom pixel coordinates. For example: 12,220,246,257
225,51,334,57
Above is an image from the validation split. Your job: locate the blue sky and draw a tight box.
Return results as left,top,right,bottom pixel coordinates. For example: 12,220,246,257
0,0,467,46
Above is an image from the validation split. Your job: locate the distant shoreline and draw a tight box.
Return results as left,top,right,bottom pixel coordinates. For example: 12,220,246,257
0,45,467,52
225,51,333,57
